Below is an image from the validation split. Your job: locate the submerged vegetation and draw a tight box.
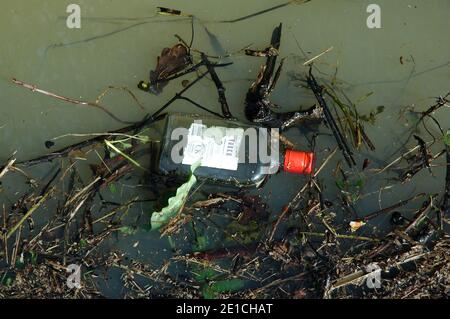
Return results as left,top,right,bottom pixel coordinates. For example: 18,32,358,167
1,3,449,299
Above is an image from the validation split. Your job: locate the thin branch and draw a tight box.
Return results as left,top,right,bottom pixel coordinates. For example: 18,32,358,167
6,187,55,240
306,69,356,167
11,78,137,124
201,53,232,118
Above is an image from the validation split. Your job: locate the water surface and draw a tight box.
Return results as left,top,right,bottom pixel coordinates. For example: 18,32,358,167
1,0,449,297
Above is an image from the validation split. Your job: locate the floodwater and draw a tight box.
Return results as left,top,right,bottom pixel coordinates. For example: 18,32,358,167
0,0,449,297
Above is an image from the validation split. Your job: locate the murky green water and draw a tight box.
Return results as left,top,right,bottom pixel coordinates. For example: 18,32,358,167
1,0,449,297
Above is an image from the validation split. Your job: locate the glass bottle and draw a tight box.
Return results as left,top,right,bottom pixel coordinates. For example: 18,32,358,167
151,113,314,187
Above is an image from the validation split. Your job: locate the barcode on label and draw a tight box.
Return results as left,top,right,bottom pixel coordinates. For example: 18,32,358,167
225,137,235,157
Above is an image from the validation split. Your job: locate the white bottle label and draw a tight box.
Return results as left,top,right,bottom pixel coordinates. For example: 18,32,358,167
182,122,244,171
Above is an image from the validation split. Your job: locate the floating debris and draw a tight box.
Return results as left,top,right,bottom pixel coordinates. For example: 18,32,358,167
139,43,193,95
156,7,188,17
349,220,366,232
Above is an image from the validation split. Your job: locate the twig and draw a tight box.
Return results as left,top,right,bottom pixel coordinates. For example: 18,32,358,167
268,182,309,242
441,138,449,229
306,69,356,167
414,135,431,168
419,92,450,120
404,197,434,234
6,187,55,240
11,225,22,266
250,271,309,297
2,205,8,264
375,144,422,175
104,140,148,171
362,193,426,222
201,53,232,118
299,232,380,242
17,68,224,166
400,139,443,182
217,0,310,23
303,46,334,66
65,177,101,208
0,153,17,179
149,70,210,120
11,78,137,124
314,147,338,177
95,85,146,111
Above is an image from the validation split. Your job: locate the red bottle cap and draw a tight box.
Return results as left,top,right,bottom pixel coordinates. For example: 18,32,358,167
283,149,314,175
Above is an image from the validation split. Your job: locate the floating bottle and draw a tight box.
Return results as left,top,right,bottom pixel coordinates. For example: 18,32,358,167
152,113,314,187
